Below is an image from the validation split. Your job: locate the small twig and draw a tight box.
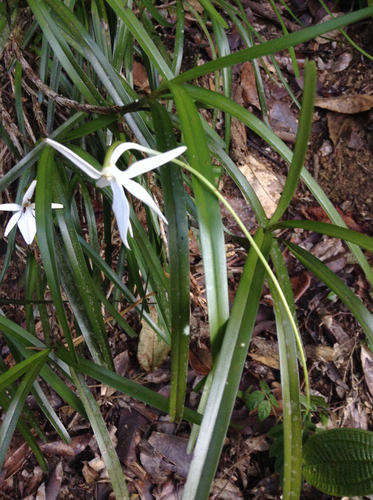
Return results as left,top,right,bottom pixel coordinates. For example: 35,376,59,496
241,0,301,32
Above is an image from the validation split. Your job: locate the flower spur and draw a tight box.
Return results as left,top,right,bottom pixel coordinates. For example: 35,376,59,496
44,139,187,248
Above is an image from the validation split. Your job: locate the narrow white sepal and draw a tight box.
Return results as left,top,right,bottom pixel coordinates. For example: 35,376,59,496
0,204,22,211
44,138,101,180
4,211,22,237
110,178,131,248
124,178,168,224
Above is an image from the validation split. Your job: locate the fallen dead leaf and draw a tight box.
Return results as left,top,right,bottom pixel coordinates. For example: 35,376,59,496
238,156,284,218
270,101,298,142
132,61,150,92
39,434,91,457
211,478,244,500
361,345,373,397
326,112,365,146
82,462,100,484
240,61,260,109
148,432,193,480
189,343,212,375
45,462,63,500
138,307,170,372
315,94,373,114
331,52,353,73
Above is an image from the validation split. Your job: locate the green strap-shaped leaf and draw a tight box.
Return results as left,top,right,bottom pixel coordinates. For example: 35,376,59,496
149,100,190,422
72,369,129,500
182,229,272,500
270,240,302,500
272,220,373,253
0,349,50,470
268,60,316,227
170,84,229,359
303,428,373,497
36,147,78,358
284,240,373,344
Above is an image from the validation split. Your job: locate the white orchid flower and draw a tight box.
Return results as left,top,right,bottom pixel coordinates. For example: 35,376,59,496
44,138,187,248
0,180,63,245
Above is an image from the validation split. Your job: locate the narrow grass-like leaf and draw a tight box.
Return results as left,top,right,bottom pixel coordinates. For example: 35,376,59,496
149,101,190,422
212,18,231,151
0,316,86,418
0,349,50,470
36,147,77,358
0,350,49,394
0,356,46,443
273,220,373,253
0,390,48,472
171,0,185,76
28,0,105,105
72,369,129,500
268,60,316,227
25,252,37,334
284,241,373,345
105,0,174,80
268,0,299,78
170,84,229,358
130,214,171,340
270,240,303,500
182,230,272,500
197,0,228,28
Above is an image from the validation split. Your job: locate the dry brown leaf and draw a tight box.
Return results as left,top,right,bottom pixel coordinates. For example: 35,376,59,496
137,307,170,372
361,345,373,397
315,94,373,114
82,462,100,484
331,52,353,73
240,61,260,109
270,101,298,141
132,61,150,92
238,156,284,217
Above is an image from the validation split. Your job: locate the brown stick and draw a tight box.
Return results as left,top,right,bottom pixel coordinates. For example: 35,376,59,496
242,1,301,32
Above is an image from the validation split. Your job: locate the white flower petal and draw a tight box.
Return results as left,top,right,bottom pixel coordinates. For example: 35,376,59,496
96,177,111,189
17,208,36,245
110,178,131,248
44,138,102,180
22,180,37,205
109,143,150,165
4,211,22,237
51,204,64,209
0,204,22,212
124,179,167,224
121,146,187,180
